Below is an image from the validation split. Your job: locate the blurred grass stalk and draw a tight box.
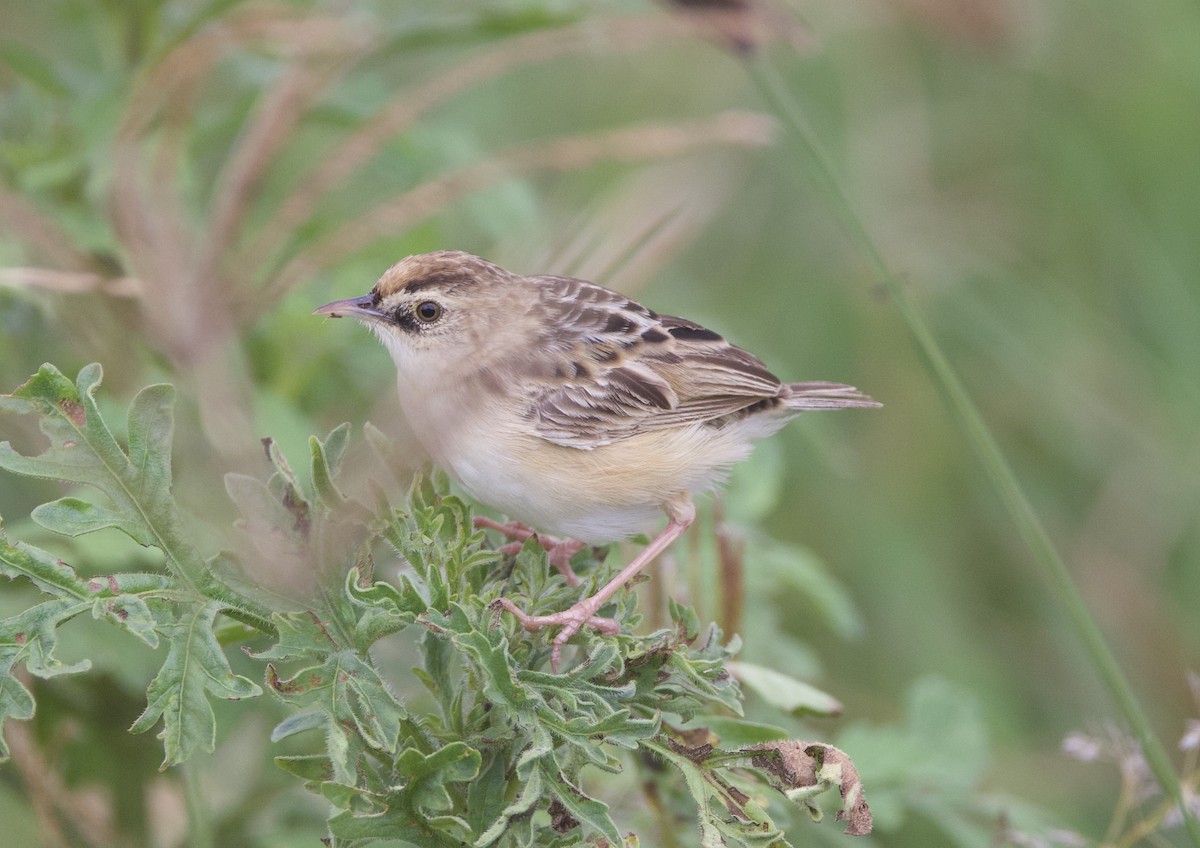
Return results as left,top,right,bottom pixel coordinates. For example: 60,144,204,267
743,57,1200,842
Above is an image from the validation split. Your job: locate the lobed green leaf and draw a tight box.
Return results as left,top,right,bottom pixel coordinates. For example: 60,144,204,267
130,601,262,768
0,364,206,592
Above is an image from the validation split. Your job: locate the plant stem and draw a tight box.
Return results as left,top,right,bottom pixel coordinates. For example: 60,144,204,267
183,760,214,848
743,57,1200,844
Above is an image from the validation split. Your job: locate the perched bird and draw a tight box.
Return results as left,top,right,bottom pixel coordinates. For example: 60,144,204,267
315,250,878,669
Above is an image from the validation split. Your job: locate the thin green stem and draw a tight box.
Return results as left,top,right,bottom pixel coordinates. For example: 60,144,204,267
744,57,1200,843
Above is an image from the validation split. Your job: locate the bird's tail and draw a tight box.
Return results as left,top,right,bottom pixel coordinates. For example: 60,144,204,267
781,381,881,410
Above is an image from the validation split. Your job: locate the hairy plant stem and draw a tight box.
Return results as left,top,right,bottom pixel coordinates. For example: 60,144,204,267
743,57,1200,844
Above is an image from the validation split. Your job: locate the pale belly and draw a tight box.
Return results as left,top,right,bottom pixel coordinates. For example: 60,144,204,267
394,371,759,544
438,420,754,544
444,446,662,543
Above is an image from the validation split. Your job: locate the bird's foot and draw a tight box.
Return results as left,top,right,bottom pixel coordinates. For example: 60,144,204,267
473,516,583,585
491,597,619,672
489,500,695,673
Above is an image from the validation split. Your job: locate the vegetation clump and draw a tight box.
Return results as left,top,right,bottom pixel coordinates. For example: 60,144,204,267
0,363,869,846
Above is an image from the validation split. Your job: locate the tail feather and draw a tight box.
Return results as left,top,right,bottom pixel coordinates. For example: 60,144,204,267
781,381,881,410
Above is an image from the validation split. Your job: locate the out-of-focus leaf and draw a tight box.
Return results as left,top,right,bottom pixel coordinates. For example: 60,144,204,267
746,536,864,639
270,707,328,742
834,676,988,833
0,669,33,759
836,676,988,789
725,437,786,525
729,660,842,717
0,41,69,96
700,716,791,747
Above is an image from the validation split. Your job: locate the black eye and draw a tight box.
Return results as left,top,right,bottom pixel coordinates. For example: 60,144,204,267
414,301,443,323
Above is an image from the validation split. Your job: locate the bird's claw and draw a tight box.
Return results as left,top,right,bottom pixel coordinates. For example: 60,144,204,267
474,517,584,585
491,597,619,672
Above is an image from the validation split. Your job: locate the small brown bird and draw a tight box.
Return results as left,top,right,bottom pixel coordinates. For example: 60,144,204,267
316,250,878,669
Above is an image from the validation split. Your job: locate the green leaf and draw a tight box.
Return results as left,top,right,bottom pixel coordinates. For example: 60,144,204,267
1,598,93,678
0,536,175,759
31,497,127,536
264,641,406,753
345,566,426,646
328,742,481,844
130,601,262,768
0,365,208,591
0,535,91,598
836,676,989,792
91,593,158,647
435,604,530,713
700,717,792,748
248,610,334,662
270,708,328,742
274,754,334,783
647,738,789,848
0,365,273,766
473,763,541,847
0,670,34,759
0,535,168,685
464,751,509,842
396,741,481,812
0,41,70,96
310,428,348,508
728,661,843,718
746,537,863,640
540,764,623,847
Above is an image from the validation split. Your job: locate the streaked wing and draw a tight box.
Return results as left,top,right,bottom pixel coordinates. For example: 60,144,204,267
526,277,785,449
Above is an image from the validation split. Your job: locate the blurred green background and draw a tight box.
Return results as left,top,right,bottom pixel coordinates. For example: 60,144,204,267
1,0,1198,845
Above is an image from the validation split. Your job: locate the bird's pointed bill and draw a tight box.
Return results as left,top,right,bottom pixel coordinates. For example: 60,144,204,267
313,294,382,319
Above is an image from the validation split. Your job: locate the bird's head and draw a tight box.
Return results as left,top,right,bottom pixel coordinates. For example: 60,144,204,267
314,250,521,367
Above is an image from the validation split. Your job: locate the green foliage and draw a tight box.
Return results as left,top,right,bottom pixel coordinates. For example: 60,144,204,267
0,363,872,845
0,363,263,767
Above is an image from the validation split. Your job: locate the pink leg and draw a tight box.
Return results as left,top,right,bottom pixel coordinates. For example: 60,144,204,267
474,516,583,585
474,516,537,544
494,497,696,672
